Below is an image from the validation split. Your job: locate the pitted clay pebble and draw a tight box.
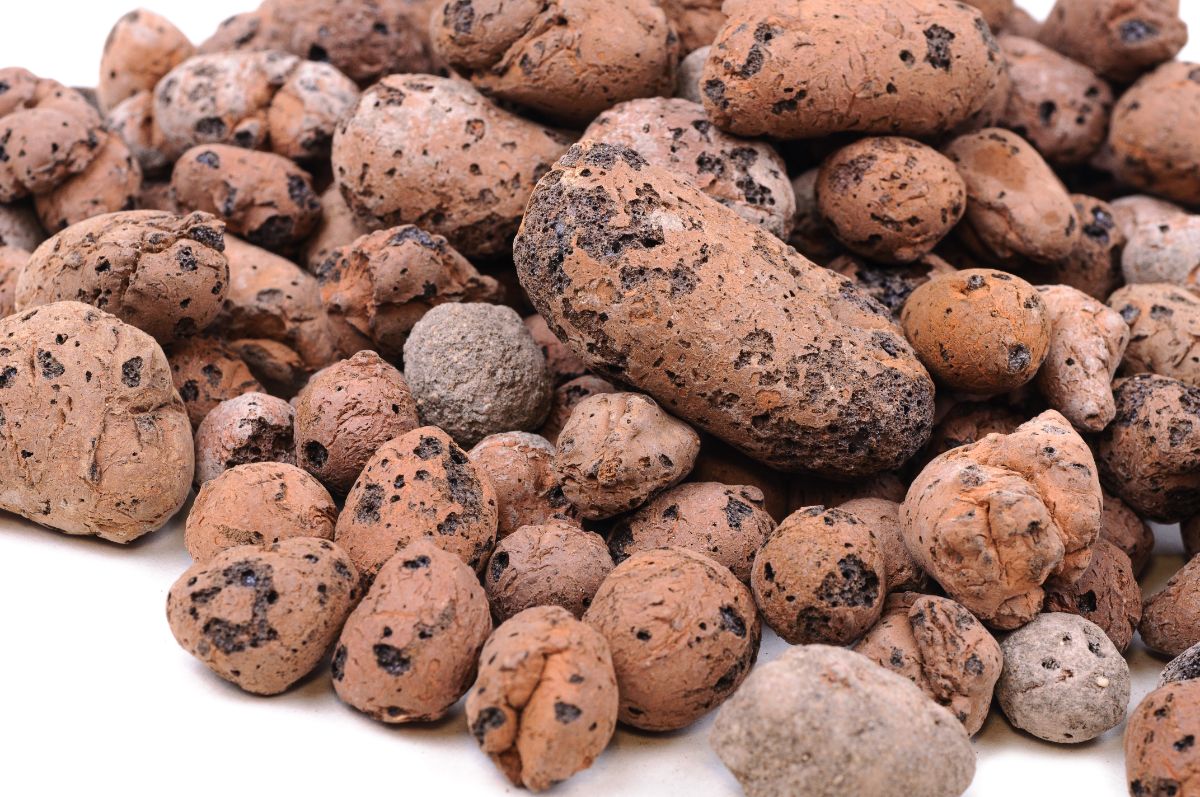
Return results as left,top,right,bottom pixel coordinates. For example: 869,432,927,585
816,137,965,264
303,186,367,274
467,605,618,791
1044,538,1141,652
660,0,725,52
1111,194,1188,241
1035,284,1129,432
554,392,699,520
431,0,678,127
855,592,1002,735
1160,642,1200,686
403,303,552,448
332,75,570,259
751,506,885,645
334,425,498,581
583,547,759,731
469,432,576,539
901,268,1051,394
167,537,359,695
185,462,337,563
0,202,46,252
1041,195,1125,301
231,338,308,396
787,472,909,516
922,400,1024,464
1110,283,1200,387
1100,489,1154,575
539,375,617,445
583,97,794,239
168,335,263,428
701,0,1006,140
943,128,1080,265
608,482,774,584
106,91,171,175
515,141,935,478
831,253,956,319
996,612,1130,743
1120,213,1200,289
710,645,976,797
689,435,790,522
16,210,228,344
902,410,1103,630
840,497,927,593
293,351,420,495
1037,0,1186,83
194,392,296,485
675,46,709,104
332,539,491,722
1097,374,1200,522
33,135,141,233
1141,557,1200,657
0,301,193,541
1126,681,1200,797
484,521,613,622
319,226,500,362
524,314,587,387
264,59,361,161
0,246,29,317
98,8,194,112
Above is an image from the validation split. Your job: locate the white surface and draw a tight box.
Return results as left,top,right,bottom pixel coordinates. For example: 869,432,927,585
1,2,1198,796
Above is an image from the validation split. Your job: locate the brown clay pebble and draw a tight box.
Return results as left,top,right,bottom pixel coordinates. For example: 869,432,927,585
539,376,618,446
168,336,263,429
524,314,588,387
1038,0,1187,83
854,592,1002,735
840,497,928,594
185,462,337,563
484,521,614,622
193,392,296,486
469,432,577,539
1109,283,1200,387
0,245,29,317
830,253,956,319
922,400,1024,464
583,547,760,731
659,0,725,52
689,435,790,523
467,605,618,791
1043,538,1141,652
166,537,359,695
1126,681,1200,797
1040,195,1126,301
1100,489,1155,576
293,351,420,496
553,392,700,521
751,506,886,645
608,482,775,584
98,8,194,112
1141,557,1200,657
33,135,142,233
334,426,498,582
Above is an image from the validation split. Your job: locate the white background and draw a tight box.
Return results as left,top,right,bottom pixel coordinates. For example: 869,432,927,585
1,2,1198,796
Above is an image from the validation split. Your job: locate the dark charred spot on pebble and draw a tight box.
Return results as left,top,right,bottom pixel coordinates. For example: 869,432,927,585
373,643,411,675
402,555,430,569
471,706,506,742
414,436,443,459
923,25,955,71
1119,19,1158,43
1007,344,1031,373
36,350,64,379
355,483,384,523
719,605,748,637
724,497,754,529
817,555,880,607
303,440,328,469
554,702,582,723
331,644,347,681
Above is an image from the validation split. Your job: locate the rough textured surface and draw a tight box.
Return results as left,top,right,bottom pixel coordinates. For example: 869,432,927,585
467,606,618,791
107,91,170,175
0,302,192,542
293,351,420,496
902,410,1103,629
539,375,617,445
431,0,678,126
831,253,955,319
855,592,1001,735
332,540,491,722
1120,213,1200,289
303,186,367,274
334,425,498,582
751,506,886,645
484,521,613,622
1110,283,1200,387
583,547,759,731
817,137,965,264
996,612,1130,743
609,482,774,584
525,314,587,386
230,338,308,397
168,336,263,428
0,202,46,252
403,303,551,448
98,8,194,112
901,268,1051,394
1100,489,1154,576
332,75,570,258
166,537,358,695
514,141,935,477
1141,557,1200,657
553,392,699,520
1097,374,1200,522
1041,195,1125,301
660,0,724,52
1126,681,1200,797
16,210,228,344
1160,642,1200,686
33,136,142,233
185,462,337,562
1037,0,1186,83
701,0,1006,140
840,497,927,593
0,246,30,318
583,97,794,239
193,392,295,485
1035,284,1129,432
469,432,576,539
1044,538,1142,652
689,434,790,522
710,645,976,797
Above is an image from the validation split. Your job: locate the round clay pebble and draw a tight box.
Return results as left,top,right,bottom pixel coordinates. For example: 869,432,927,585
484,521,614,622
539,375,618,445
1109,283,1200,387
996,612,1130,743
675,46,708,104
524,314,587,386
1043,538,1142,652
751,506,885,645
830,253,956,318
710,644,976,797
293,351,420,496
1141,556,1200,657
468,432,577,539
1040,195,1125,302
839,497,927,593
608,482,775,584
583,547,759,731
332,540,491,722
334,426,498,582
922,400,1024,464
1037,0,1187,83
788,168,842,266
185,462,337,563
1100,489,1154,576
166,537,359,695
277,0,431,85
97,8,194,112
403,303,552,448
168,336,263,429
1126,680,1200,797
901,268,1050,394
816,136,965,264
689,434,790,523
0,245,29,317
467,605,618,791
1120,212,1200,290
854,592,1002,735
193,392,296,485
107,90,170,175
1160,642,1200,687
33,135,142,233
554,392,700,521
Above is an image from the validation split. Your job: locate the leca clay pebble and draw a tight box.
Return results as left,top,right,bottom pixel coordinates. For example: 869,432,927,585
193,391,296,485
484,520,613,622
468,432,577,539
167,336,263,429
1126,680,1200,797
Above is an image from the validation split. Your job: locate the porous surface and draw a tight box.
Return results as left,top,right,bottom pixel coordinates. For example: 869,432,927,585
1037,0,1186,83
1160,643,1200,686
1141,556,1200,657
839,497,927,593
689,435,790,522
468,432,576,539
660,0,725,52
996,612,1130,743
922,401,1025,464
166,537,359,695
467,605,618,791
1126,681,1200,797
98,8,194,112
830,253,955,319
484,521,613,622
1120,213,1200,289
1041,195,1125,301
0,246,29,317
1044,538,1141,652
1100,489,1154,575
332,540,491,721
539,375,617,445
168,336,263,428
583,547,759,731
33,135,142,233
710,645,976,797
193,391,295,485
0,301,193,542
1110,283,1200,387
